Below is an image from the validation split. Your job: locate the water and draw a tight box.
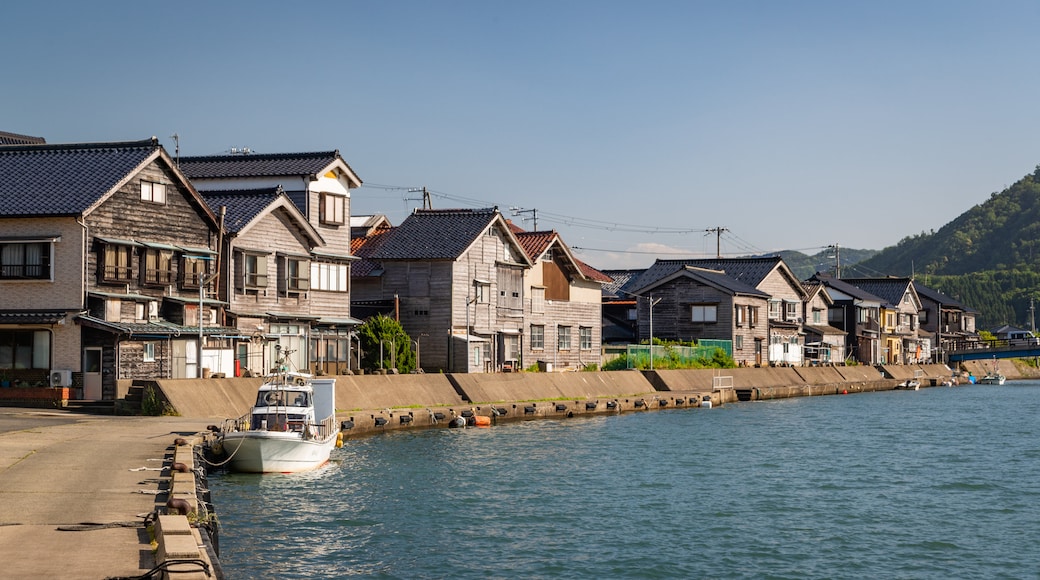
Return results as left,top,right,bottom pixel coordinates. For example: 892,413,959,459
209,383,1040,578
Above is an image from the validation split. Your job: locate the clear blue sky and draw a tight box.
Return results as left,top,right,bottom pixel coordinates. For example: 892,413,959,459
5,1,1040,269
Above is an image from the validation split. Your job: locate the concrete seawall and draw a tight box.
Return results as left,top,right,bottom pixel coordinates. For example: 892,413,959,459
145,364,958,436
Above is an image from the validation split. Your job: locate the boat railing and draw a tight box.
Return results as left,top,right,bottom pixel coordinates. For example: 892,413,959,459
221,411,339,441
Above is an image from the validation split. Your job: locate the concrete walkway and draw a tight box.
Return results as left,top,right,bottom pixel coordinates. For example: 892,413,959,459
0,407,210,579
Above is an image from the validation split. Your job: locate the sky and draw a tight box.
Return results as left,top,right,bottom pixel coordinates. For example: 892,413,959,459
5,1,1040,270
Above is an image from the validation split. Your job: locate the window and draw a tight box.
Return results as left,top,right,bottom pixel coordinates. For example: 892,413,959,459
543,249,553,262
310,262,348,292
579,326,592,350
531,287,545,314
691,304,718,323
735,335,743,349
557,326,571,350
0,241,51,280
320,193,346,225
181,256,206,288
140,180,166,204
242,253,268,289
735,305,745,326
0,330,50,369
474,281,490,303
103,244,134,282
785,301,799,321
284,257,310,292
143,249,174,285
749,306,759,327
530,325,544,350
768,300,781,320
143,342,156,362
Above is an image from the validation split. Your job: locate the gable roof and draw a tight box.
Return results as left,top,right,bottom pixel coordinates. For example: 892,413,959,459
912,281,976,313
633,265,770,298
178,150,362,187
0,138,216,224
0,130,45,145
809,273,885,304
370,207,531,265
633,257,804,298
841,277,918,309
511,228,611,284
201,187,323,246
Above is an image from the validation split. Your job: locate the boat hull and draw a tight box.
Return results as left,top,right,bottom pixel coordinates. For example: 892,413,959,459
220,430,337,473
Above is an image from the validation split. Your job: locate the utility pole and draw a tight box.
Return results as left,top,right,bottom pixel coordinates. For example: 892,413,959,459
705,227,728,259
828,243,841,278
510,207,539,230
407,187,432,210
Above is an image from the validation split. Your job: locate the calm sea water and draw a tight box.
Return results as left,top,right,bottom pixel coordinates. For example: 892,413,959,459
209,382,1040,579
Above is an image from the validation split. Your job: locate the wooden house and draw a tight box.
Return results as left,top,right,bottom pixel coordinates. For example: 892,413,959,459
510,224,611,371
0,138,225,399
841,277,922,364
600,269,643,345
809,274,883,364
630,257,807,366
627,264,770,366
913,281,978,362
179,151,362,374
801,281,847,364
352,208,533,373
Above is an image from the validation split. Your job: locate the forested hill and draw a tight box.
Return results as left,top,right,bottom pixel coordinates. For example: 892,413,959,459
846,166,1040,328
776,248,877,280
854,166,1040,277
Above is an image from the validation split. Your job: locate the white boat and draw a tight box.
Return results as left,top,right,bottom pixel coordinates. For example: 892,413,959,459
978,374,1006,385
215,367,341,473
896,379,920,390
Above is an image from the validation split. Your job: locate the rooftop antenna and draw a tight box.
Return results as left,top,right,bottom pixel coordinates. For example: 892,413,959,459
170,133,180,166
510,206,538,230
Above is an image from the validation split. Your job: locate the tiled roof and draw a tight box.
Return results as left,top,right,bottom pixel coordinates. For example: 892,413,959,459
0,139,159,217
514,230,556,261
913,281,975,312
77,315,240,337
351,227,392,277
677,266,770,297
601,269,646,298
633,257,785,292
201,188,283,234
840,277,913,308
0,131,45,145
179,151,343,179
371,208,501,260
577,259,612,283
810,274,886,304
0,310,68,324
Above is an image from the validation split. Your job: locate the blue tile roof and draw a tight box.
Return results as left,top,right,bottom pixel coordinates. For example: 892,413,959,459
632,257,786,292
371,208,502,260
201,188,283,234
178,151,342,179
0,139,159,217
840,277,913,308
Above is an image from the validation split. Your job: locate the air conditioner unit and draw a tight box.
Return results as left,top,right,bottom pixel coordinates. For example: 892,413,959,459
50,370,72,388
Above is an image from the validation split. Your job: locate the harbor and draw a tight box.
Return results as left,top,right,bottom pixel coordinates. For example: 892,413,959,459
0,359,1035,577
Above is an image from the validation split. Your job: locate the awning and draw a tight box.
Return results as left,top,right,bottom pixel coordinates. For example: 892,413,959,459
178,245,217,256
163,295,228,306
451,334,489,342
88,290,156,302
311,249,358,261
316,317,363,326
266,312,321,321
95,237,141,247
138,241,180,251
0,310,68,325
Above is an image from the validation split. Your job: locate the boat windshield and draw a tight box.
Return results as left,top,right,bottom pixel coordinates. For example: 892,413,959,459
250,413,308,431
257,390,310,408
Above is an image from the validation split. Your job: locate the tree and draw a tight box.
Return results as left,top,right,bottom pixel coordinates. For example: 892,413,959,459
357,315,416,373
